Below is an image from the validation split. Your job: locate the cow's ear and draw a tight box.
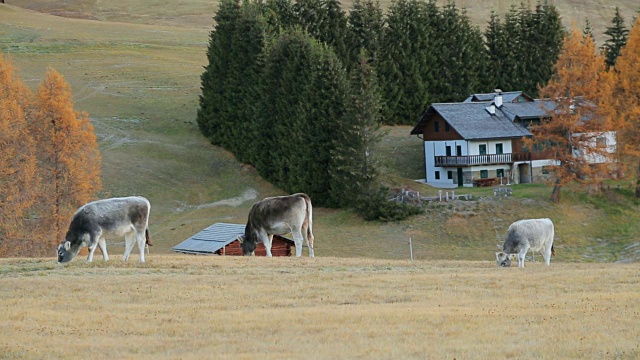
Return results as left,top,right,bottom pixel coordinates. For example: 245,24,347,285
495,251,505,259
64,241,71,251
237,235,244,244
508,254,517,260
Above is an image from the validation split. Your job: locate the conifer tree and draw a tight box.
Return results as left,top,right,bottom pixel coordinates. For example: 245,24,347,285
346,0,385,68
0,54,38,255
378,0,439,124
601,6,629,69
197,0,268,164
484,1,563,97
292,0,350,67
610,18,640,196
329,51,383,207
583,18,595,40
533,28,614,203
435,2,489,101
255,29,352,206
32,68,102,244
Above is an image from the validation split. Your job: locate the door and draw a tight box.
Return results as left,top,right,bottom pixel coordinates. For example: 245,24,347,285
457,168,463,186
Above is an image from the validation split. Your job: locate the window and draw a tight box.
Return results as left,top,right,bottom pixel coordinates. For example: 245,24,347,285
497,169,504,178
479,144,487,155
447,171,453,179
596,136,607,148
480,170,488,178
496,143,503,154
434,121,440,132
435,171,440,180
446,146,452,156
445,122,450,132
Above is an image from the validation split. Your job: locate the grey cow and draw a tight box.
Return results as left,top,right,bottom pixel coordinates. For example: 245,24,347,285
56,196,151,264
495,218,555,268
238,193,314,257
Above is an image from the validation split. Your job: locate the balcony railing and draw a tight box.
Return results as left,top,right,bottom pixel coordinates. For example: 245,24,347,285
434,153,533,167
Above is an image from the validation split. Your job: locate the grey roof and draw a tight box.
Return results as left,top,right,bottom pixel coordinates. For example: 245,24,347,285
421,102,532,140
172,222,245,255
463,91,532,103
501,100,556,120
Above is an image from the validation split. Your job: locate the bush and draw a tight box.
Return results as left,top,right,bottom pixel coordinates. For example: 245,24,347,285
355,187,423,221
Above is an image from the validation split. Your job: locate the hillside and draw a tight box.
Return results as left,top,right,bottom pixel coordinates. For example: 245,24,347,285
12,0,640,44
1,2,640,262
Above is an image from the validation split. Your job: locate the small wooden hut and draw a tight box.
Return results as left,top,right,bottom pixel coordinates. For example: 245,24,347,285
172,222,294,256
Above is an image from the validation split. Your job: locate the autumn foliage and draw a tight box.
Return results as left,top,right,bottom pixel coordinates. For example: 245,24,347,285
531,28,616,203
609,17,640,196
0,55,102,257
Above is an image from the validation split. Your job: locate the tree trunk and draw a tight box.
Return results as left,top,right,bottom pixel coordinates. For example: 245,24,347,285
550,179,562,203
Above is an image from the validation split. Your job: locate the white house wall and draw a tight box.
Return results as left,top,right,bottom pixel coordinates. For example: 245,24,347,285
424,140,467,187
467,140,513,155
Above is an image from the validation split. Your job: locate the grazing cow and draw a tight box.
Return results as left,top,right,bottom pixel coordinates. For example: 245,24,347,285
56,196,151,264
495,218,556,268
238,193,314,257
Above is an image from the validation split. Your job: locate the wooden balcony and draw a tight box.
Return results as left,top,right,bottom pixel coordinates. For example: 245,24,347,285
434,153,533,167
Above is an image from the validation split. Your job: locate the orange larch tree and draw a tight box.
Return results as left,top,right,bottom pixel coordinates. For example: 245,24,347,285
32,67,102,247
0,53,39,256
610,17,640,197
531,28,616,203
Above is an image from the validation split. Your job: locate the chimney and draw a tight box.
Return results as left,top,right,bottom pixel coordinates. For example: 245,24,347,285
494,89,503,108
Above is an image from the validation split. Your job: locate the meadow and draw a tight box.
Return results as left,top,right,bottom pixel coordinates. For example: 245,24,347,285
1,255,639,359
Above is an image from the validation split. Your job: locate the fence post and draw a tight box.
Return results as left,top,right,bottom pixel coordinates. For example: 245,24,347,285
409,237,413,261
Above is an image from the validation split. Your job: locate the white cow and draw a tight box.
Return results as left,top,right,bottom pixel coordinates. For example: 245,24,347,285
56,196,151,263
238,193,314,257
495,218,555,268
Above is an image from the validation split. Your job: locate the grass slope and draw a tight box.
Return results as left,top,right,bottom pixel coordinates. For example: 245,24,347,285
1,3,640,262
1,256,639,359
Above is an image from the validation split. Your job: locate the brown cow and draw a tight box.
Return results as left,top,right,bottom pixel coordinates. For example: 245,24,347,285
238,193,314,257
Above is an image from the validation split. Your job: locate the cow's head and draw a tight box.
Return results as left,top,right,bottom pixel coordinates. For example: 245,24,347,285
56,241,80,264
237,234,256,256
495,252,516,267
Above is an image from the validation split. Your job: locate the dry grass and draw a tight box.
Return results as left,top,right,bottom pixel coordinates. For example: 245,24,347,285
1,255,639,359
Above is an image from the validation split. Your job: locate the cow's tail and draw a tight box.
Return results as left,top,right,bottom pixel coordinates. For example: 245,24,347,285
551,244,555,256
304,195,314,252
145,227,152,246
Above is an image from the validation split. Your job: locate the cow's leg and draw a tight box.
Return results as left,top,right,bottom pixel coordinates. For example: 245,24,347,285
86,232,99,262
136,231,146,262
122,231,136,262
292,229,304,257
98,236,109,262
265,234,274,257
542,244,553,266
303,224,314,258
517,246,529,268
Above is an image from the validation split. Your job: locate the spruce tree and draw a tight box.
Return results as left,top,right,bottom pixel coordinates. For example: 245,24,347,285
435,2,489,101
346,0,385,70
329,51,383,207
378,0,439,125
601,6,629,69
197,0,268,164
197,0,242,142
292,0,350,67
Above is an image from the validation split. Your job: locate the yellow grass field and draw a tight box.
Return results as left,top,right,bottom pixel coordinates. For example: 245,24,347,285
1,255,638,359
